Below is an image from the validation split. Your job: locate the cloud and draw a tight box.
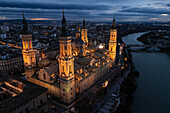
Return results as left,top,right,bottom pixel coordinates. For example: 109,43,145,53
31,18,53,20
0,0,169,22
120,7,170,14
0,8,90,16
0,16,6,19
154,2,165,5
121,6,130,9
0,7,93,20
150,18,158,20
0,1,111,10
99,13,154,17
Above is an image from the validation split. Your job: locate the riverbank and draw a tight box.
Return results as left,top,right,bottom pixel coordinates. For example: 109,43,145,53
115,45,139,113
137,31,170,53
122,32,170,113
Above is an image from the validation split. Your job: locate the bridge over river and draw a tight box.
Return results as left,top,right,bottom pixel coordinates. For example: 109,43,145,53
127,44,161,48
125,44,163,52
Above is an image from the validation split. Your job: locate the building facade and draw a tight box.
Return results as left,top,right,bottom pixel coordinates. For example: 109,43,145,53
21,12,37,80
58,10,76,103
22,11,117,104
0,56,23,76
109,16,117,61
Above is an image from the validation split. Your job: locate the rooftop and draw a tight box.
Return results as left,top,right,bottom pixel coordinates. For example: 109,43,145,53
0,77,47,113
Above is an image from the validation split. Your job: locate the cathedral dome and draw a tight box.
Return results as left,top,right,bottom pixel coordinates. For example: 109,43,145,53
38,58,50,68
38,51,50,67
72,38,85,48
77,38,85,48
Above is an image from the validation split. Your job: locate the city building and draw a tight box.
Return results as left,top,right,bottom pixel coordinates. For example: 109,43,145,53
0,45,23,76
81,17,88,46
22,10,117,104
0,56,23,76
0,77,48,113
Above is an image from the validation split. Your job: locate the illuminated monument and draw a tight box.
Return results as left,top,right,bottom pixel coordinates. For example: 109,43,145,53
58,10,76,103
81,17,88,46
22,11,117,104
109,15,117,61
21,12,36,80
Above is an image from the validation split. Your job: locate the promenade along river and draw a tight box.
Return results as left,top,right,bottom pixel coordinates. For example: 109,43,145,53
122,33,170,113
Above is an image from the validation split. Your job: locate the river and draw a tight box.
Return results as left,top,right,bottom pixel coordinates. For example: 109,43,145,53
122,33,170,113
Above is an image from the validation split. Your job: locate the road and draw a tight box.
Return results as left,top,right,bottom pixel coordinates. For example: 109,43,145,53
0,41,22,49
92,70,130,113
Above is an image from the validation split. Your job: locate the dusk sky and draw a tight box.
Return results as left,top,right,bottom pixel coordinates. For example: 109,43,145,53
0,0,170,22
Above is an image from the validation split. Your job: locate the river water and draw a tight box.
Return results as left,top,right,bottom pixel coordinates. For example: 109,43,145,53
122,33,170,113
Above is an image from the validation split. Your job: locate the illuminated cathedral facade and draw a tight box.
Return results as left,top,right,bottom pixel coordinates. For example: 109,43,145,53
21,11,117,104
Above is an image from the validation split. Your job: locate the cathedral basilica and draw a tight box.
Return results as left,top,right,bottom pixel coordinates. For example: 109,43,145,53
21,10,117,104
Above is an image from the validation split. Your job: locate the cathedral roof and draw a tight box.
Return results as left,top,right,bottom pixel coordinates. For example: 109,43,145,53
38,58,50,67
72,37,85,48
75,57,92,66
43,63,59,76
91,51,106,59
38,50,50,67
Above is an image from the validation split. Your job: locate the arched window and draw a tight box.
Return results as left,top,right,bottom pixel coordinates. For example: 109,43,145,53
69,65,72,73
61,45,64,56
43,73,46,80
65,45,67,56
68,45,71,55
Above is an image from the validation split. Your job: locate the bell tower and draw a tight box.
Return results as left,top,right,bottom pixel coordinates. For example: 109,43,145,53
58,10,76,104
109,15,117,61
81,17,88,46
21,12,36,80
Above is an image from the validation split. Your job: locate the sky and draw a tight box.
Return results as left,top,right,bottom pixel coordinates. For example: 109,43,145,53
0,0,170,22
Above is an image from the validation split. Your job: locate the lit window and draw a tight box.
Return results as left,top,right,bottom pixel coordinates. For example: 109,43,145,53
65,45,67,56
61,45,64,56
62,66,64,73
69,65,72,73
68,45,71,55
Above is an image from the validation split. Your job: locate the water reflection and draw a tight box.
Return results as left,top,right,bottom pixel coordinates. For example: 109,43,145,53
122,33,170,113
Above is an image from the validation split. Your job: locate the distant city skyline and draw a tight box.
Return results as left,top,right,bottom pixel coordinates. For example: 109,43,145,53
0,0,170,22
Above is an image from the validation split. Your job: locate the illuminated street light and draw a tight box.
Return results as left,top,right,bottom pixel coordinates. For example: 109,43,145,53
99,44,104,49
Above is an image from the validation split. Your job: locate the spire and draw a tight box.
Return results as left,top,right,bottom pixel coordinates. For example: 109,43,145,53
112,15,116,29
62,9,66,24
61,9,68,36
76,25,81,39
83,16,86,29
21,11,29,34
77,25,81,33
